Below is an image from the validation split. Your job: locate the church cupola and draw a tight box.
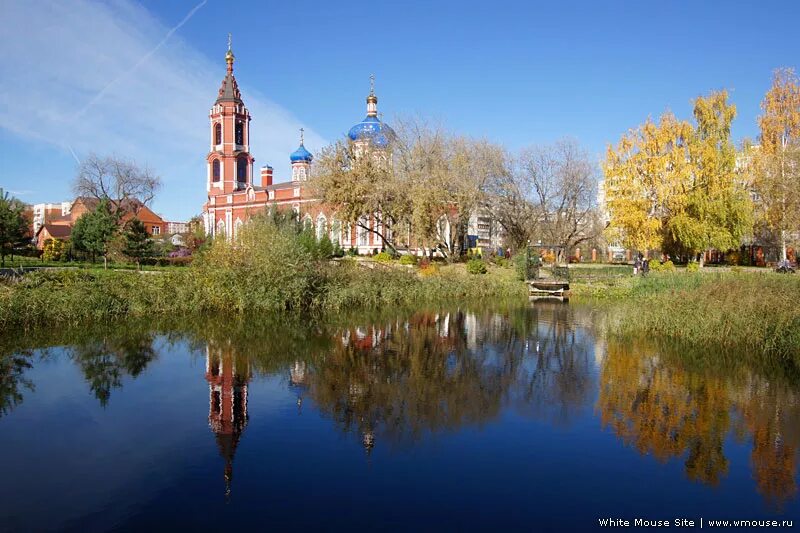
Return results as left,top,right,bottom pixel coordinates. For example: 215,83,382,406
347,74,395,150
207,34,254,195
291,128,312,182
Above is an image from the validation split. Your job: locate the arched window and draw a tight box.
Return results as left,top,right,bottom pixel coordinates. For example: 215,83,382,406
330,219,341,246
216,220,226,238
303,215,313,231
358,216,369,247
237,157,248,184
214,123,222,145
235,121,244,145
212,159,220,182
234,218,243,238
316,214,327,240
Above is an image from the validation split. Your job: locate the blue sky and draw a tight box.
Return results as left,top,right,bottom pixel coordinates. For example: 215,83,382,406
1,0,798,221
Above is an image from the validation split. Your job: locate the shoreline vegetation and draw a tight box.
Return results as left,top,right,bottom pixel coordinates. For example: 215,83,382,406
0,216,528,330
1,218,798,366
569,267,800,364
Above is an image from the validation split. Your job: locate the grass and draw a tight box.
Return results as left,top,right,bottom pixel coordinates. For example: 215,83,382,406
0,256,185,271
574,270,800,363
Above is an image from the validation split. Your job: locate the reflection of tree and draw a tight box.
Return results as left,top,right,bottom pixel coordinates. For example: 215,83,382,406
598,340,730,485
69,331,157,406
305,304,595,451
735,378,800,508
307,312,505,449
514,302,593,424
0,352,34,417
599,339,800,502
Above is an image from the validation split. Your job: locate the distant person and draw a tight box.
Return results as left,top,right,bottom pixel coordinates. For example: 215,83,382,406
642,258,650,276
633,255,642,275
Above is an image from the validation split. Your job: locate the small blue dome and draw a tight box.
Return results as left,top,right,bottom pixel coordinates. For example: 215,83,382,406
347,115,395,147
290,143,312,163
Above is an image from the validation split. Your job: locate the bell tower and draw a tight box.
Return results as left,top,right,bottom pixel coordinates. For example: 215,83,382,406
207,34,254,195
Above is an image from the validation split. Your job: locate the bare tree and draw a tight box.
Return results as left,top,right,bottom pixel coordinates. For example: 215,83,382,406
520,139,599,262
484,159,539,253
73,154,162,220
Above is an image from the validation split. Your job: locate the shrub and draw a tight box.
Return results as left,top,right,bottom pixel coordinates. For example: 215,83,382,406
686,261,700,273
191,216,320,312
494,257,509,268
347,247,358,257
399,254,417,265
466,258,487,275
42,239,65,262
650,259,675,273
318,234,334,259
297,227,318,258
156,256,192,267
419,264,439,277
373,251,393,263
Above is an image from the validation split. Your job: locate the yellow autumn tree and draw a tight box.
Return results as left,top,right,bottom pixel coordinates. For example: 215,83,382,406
603,112,694,252
753,68,800,261
667,90,753,263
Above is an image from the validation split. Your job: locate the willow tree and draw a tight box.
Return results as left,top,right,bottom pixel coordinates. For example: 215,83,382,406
753,68,800,262
392,119,504,259
310,139,406,253
603,112,694,252
667,90,753,264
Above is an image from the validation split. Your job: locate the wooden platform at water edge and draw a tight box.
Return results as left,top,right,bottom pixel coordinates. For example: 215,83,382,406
527,280,570,298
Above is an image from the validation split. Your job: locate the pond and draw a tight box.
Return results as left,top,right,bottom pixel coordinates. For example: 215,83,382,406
0,302,797,531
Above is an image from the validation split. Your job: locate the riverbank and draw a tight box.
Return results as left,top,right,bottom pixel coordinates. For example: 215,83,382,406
571,270,800,363
0,260,526,330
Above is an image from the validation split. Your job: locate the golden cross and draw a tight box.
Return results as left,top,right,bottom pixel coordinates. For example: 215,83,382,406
227,33,232,52
300,127,304,144
370,74,375,96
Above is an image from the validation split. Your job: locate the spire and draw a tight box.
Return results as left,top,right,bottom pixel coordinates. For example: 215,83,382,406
225,33,235,74
216,33,242,104
366,74,378,117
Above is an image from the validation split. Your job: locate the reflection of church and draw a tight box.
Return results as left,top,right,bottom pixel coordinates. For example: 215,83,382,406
205,345,250,497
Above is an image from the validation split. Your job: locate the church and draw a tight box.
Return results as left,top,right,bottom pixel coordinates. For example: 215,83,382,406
202,40,396,254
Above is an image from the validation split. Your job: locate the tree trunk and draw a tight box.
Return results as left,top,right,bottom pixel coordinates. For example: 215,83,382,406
781,230,787,262
104,255,108,270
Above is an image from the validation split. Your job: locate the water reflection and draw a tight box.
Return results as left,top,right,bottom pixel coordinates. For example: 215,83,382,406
205,342,251,498
598,339,800,508
0,302,798,512
69,331,158,406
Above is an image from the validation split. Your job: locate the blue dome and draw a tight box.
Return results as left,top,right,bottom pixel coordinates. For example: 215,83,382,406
290,143,312,162
347,115,395,148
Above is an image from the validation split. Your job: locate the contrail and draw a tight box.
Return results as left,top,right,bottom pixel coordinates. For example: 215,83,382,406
72,0,207,121
67,144,81,165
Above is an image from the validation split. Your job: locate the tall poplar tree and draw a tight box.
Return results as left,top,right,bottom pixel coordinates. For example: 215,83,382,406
0,189,28,267
668,90,753,263
753,68,800,262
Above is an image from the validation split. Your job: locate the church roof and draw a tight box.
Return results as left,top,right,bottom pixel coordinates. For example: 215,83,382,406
348,115,395,148
216,72,242,104
290,144,313,163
